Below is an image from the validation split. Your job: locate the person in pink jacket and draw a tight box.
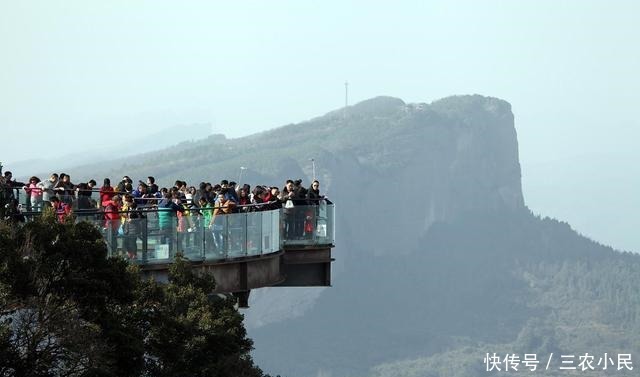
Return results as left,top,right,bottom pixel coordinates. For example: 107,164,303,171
24,176,43,212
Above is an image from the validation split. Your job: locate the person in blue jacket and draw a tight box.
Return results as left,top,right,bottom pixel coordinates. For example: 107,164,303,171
157,192,184,256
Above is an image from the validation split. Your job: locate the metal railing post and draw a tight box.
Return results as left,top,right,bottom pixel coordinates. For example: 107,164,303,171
244,213,248,257
200,220,205,260
142,217,148,264
224,216,229,258
258,211,263,255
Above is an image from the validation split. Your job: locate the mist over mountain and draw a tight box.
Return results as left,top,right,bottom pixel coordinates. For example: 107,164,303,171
8,122,212,179
523,154,640,253
46,95,640,376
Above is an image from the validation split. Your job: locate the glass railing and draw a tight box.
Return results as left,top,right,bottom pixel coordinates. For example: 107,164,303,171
72,208,284,263
9,192,334,261
281,202,335,246
11,203,282,264
11,189,100,213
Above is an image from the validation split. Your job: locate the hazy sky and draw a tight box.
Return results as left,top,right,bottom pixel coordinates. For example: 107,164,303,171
1,1,639,251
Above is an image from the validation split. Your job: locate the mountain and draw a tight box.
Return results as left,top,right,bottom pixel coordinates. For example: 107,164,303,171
8,122,212,180
65,95,524,257
51,95,639,376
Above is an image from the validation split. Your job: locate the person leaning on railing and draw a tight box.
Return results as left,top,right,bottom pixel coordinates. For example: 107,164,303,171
292,179,308,205
265,186,282,210
203,182,216,203
227,181,239,203
121,194,143,259
157,192,184,253
102,194,122,253
116,176,132,194
292,179,309,238
54,173,75,204
307,180,323,203
186,186,197,206
147,176,159,195
211,190,235,252
301,180,324,238
279,180,299,238
176,196,195,251
24,176,43,212
75,182,93,210
75,179,97,210
197,196,215,250
3,171,25,202
100,178,116,208
251,186,265,208
37,173,58,210
237,187,251,212
132,182,155,207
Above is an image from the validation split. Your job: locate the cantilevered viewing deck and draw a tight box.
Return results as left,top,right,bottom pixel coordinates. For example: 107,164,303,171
15,198,335,308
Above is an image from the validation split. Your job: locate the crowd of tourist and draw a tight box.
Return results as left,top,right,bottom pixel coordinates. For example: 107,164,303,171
2,171,325,214
1,169,329,258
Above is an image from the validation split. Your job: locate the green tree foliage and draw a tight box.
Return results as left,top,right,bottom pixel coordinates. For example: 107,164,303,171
0,214,266,377
138,256,264,377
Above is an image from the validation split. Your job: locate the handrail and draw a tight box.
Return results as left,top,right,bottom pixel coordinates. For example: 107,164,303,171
15,200,283,217
8,202,335,265
10,186,330,204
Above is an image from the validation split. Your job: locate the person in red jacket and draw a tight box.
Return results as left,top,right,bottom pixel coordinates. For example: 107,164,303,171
50,197,71,223
100,178,116,208
103,195,122,255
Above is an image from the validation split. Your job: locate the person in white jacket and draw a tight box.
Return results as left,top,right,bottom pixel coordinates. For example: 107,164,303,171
37,173,58,210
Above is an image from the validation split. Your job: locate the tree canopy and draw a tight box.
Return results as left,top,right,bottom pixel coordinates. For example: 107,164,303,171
0,213,267,377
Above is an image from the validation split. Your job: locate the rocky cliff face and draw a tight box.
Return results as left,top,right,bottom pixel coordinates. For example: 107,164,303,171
318,95,524,256
242,96,526,331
